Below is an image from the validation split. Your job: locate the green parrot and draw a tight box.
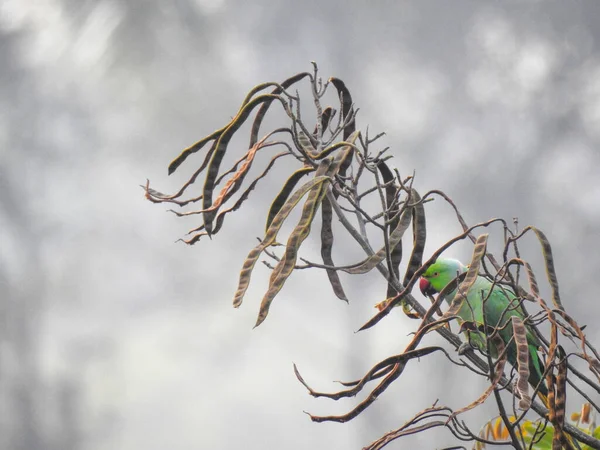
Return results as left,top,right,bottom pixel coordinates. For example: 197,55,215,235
419,258,548,401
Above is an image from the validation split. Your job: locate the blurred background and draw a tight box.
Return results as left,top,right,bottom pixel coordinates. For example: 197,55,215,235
2,0,600,448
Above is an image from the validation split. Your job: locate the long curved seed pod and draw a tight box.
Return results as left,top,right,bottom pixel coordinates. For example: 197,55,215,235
520,259,541,300
168,81,283,175
320,195,348,302
265,166,314,232
402,189,426,286
249,72,311,147
329,77,355,140
375,160,397,214
314,131,358,302
233,173,331,308
511,316,532,410
547,370,558,448
516,257,560,390
314,122,358,299
254,160,333,326
375,160,403,300
329,78,355,174
202,94,289,234
510,226,565,311
529,226,565,311
255,177,329,327
553,346,568,450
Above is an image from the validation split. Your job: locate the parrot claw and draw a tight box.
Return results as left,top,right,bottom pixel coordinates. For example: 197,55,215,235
457,342,473,356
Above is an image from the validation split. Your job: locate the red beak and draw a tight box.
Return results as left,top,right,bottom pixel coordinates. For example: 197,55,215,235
419,278,436,296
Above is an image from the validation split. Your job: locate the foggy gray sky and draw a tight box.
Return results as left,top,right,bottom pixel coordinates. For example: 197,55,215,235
2,1,600,449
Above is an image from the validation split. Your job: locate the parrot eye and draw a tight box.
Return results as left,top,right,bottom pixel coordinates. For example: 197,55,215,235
433,272,439,277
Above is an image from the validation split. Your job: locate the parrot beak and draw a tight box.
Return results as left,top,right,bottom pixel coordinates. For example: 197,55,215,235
419,278,436,297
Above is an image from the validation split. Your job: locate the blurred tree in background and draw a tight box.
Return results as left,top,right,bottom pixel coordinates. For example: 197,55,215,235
0,22,82,450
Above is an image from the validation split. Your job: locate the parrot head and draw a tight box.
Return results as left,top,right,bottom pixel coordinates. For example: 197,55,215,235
419,258,467,296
